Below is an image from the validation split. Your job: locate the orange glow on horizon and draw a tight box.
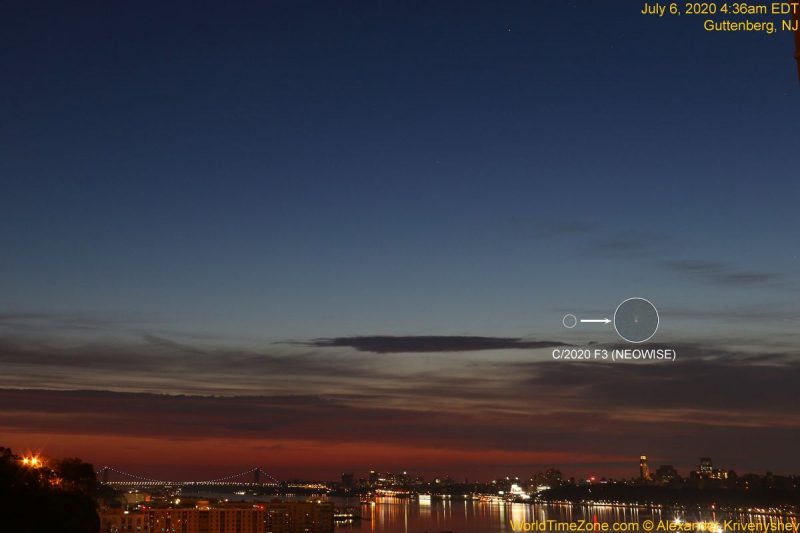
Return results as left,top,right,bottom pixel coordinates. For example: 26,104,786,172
3,431,629,480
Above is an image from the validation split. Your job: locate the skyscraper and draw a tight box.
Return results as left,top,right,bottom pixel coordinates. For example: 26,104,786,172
699,457,713,476
639,455,650,481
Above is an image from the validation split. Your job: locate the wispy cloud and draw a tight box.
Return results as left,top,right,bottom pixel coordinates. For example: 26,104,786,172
0,312,143,331
521,218,789,290
662,259,782,286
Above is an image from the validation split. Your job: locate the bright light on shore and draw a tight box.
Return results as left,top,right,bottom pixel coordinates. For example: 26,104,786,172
21,455,43,468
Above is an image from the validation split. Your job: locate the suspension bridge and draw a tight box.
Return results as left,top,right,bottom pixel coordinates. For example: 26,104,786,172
98,466,287,488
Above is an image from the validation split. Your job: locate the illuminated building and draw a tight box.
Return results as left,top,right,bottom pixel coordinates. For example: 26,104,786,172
366,469,420,487
100,501,334,533
696,457,728,480
263,501,334,533
368,470,379,484
99,508,147,532
639,455,651,481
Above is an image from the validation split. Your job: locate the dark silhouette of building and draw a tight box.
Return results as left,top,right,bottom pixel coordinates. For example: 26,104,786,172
654,465,679,485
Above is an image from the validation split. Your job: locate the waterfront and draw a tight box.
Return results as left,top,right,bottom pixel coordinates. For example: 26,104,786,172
333,499,799,533
175,494,798,533
337,498,648,533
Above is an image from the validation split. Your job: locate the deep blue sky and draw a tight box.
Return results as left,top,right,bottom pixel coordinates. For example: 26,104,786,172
2,1,798,341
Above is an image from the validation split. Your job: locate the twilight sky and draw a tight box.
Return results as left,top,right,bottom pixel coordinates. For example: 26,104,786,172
1,1,799,481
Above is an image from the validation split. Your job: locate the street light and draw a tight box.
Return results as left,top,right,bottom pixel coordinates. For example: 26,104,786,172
21,455,43,468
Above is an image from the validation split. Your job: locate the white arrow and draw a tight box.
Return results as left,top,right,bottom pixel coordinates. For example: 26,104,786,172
580,318,611,324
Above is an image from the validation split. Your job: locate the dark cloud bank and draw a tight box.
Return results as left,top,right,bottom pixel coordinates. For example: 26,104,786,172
304,335,567,353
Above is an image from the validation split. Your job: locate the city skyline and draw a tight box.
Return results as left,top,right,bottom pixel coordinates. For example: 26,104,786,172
1,2,799,482
7,445,789,486
88,454,769,485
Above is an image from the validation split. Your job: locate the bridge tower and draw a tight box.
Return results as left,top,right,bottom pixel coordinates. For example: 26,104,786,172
254,468,261,484
101,467,109,484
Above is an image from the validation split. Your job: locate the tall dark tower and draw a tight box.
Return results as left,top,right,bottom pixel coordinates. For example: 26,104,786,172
639,456,650,481
101,467,109,484
254,468,261,484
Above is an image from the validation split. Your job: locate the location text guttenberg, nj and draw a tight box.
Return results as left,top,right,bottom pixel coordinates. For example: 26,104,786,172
640,2,800,35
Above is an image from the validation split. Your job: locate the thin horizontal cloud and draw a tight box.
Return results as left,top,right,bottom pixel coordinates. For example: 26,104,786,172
0,311,150,331
532,219,788,290
303,335,568,353
0,335,385,396
139,333,209,355
591,232,675,259
531,219,597,236
663,259,782,286
662,306,800,323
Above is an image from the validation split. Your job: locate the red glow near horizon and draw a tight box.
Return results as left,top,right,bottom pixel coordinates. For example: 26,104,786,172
3,431,632,481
